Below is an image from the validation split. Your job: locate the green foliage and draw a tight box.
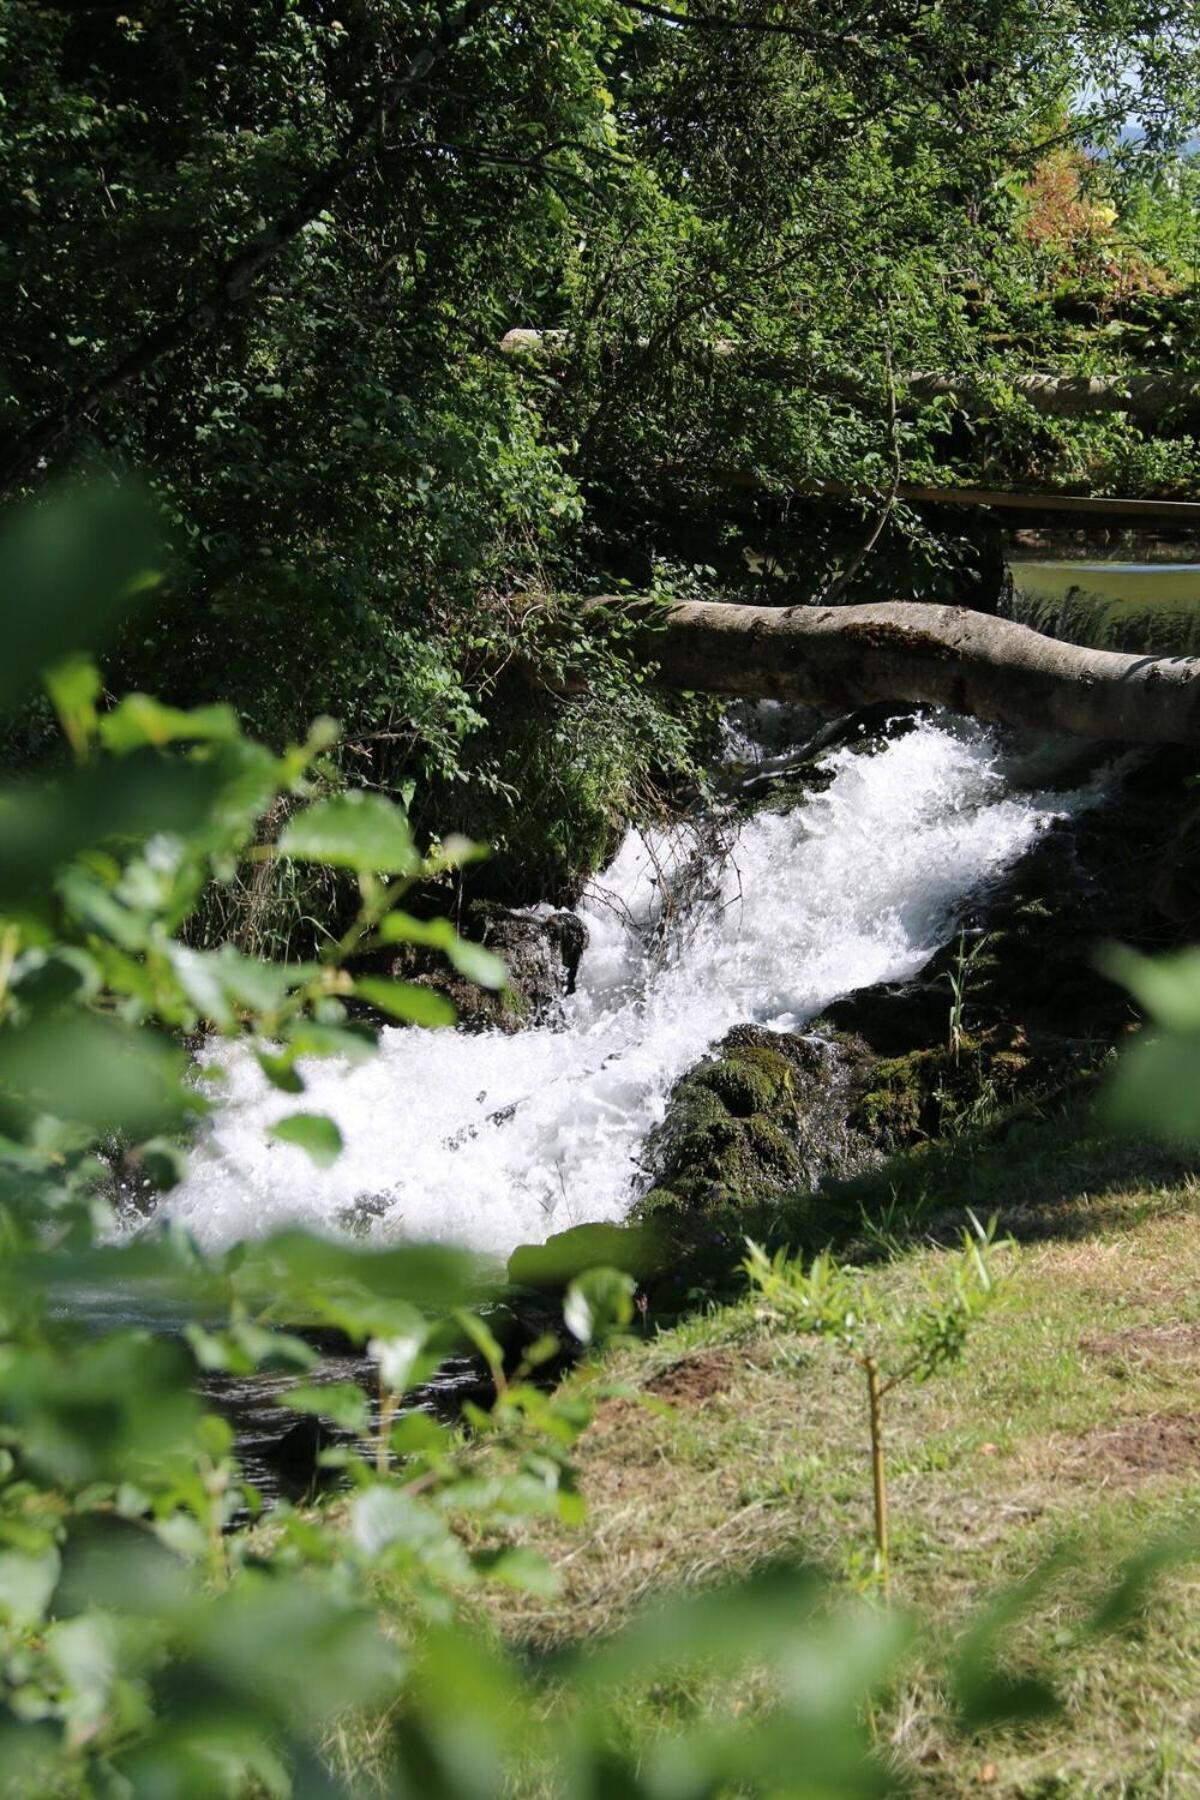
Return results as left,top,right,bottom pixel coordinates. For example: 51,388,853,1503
2,0,1200,1778
1106,944,1200,1142
745,1220,1002,1392
0,486,613,1788
564,1265,638,1346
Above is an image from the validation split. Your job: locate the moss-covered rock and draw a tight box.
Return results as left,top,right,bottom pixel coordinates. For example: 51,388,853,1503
848,1036,1031,1145
635,1026,882,1220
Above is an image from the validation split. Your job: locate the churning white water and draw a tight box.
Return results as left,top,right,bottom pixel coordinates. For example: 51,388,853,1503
161,713,1106,1260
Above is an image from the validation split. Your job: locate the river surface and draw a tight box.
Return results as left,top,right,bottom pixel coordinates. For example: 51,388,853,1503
156,709,1110,1265
1011,559,1200,605
1008,559,1200,655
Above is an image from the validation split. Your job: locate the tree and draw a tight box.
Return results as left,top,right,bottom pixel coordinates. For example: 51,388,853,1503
3,3,1198,903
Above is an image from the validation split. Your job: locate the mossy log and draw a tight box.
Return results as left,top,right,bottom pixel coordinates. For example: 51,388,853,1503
580,596,1200,745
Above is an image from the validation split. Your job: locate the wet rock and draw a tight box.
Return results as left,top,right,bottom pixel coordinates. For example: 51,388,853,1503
392,902,587,1033
735,706,917,817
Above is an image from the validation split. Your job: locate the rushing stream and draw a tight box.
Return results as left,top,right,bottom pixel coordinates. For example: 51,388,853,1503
157,709,1110,1265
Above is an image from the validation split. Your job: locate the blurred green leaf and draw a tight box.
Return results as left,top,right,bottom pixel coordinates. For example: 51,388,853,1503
390,1412,453,1460
474,1545,560,1598
189,1577,406,1721
268,1112,343,1168
353,976,455,1026
377,912,507,990
99,695,240,753
0,1014,191,1138
350,1487,469,1580
279,790,417,874
44,655,101,752
564,1266,637,1345
0,1332,199,1485
0,754,224,911
0,1547,60,1630
229,1232,479,1315
369,1322,429,1396
282,1019,378,1063
0,485,162,712
283,1382,369,1435
1100,944,1200,1035
256,1049,304,1093
1105,945,1200,1142
1109,1033,1200,1141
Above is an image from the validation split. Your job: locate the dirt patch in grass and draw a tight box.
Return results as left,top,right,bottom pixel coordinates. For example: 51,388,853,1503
1081,1322,1200,1364
644,1350,738,1405
1068,1412,1200,1480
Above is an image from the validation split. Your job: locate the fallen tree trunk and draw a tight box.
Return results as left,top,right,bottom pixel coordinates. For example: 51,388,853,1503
906,370,1200,423
500,331,1200,423
585,597,1200,745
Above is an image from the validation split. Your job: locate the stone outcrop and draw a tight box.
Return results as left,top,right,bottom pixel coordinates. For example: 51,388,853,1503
393,903,586,1032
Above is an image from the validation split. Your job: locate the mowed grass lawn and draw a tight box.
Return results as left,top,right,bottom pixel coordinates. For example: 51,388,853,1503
475,1122,1200,1796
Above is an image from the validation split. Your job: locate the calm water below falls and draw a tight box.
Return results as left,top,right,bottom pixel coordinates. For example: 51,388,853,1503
156,712,1111,1264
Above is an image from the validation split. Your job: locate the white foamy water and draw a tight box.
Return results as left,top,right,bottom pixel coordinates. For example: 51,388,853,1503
159,714,1105,1260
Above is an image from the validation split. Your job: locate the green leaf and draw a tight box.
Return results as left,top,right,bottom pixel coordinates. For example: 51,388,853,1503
279,790,417,874
389,1412,452,1460
234,1325,317,1371
269,1112,344,1168
368,1323,429,1396
44,655,101,751
349,1488,468,1578
0,1547,60,1629
444,935,508,990
0,753,224,913
9,946,100,1012
377,912,507,990
1109,1034,1200,1142
0,484,163,712
191,1579,405,1720
283,1382,369,1435
564,1267,637,1346
0,1015,191,1138
455,1309,505,1375
352,978,455,1027
99,694,239,753
256,1049,305,1094
47,1614,120,1741
1101,945,1200,1036
281,1020,378,1063
139,1138,189,1192
473,1545,561,1597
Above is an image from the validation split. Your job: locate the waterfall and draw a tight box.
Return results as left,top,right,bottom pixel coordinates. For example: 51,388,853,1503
157,712,1107,1261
